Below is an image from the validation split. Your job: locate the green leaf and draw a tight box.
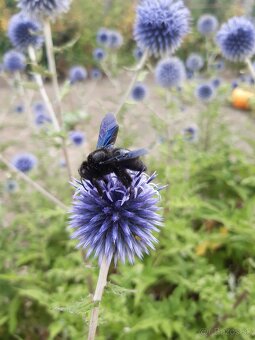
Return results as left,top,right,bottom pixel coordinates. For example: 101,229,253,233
8,297,20,334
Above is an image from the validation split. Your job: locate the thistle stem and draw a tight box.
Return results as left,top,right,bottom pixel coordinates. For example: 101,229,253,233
88,255,112,340
14,71,34,129
246,58,255,82
43,20,63,122
0,154,67,211
28,45,72,181
115,50,148,117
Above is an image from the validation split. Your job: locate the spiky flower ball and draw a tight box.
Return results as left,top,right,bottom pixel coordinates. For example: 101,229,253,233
196,83,215,102
97,28,109,45
3,50,26,73
216,17,255,62
197,14,218,36
211,78,221,88
8,13,43,51
182,124,199,142
18,0,71,20
4,179,19,193
134,0,190,57
131,83,148,102
93,48,106,62
107,30,123,49
133,47,144,60
155,57,186,88
69,172,163,264
69,131,85,146
69,66,87,84
186,53,204,72
12,153,37,173
91,68,102,80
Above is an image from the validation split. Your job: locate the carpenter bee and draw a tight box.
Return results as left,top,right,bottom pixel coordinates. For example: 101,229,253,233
79,113,147,195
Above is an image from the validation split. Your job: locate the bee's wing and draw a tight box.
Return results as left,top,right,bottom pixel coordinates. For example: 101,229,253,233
96,113,119,149
100,148,148,164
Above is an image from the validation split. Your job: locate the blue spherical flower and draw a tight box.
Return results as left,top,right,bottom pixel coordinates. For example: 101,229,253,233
4,179,19,193
182,124,199,142
211,78,221,88
3,50,26,73
232,80,239,89
186,53,204,72
93,48,106,62
33,102,45,114
197,14,218,36
69,172,163,264
107,30,123,49
90,68,102,80
133,47,144,60
155,57,186,88
69,66,87,84
12,153,37,173
131,83,148,102
216,17,255,62
34,113,51,126
8,13,43,51
134,0,190,57
215,59,225,71
17,0,71,20
196,83,215,102
14,104,24,113
97,28,109,45
69,131,85,146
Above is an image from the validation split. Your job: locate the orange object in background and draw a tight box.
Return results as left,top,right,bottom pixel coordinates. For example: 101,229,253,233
231,88,255,110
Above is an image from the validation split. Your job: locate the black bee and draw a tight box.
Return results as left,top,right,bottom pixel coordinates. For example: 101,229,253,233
79,113,147,194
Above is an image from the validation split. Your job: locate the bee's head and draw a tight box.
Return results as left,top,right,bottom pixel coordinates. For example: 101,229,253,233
78,161,91,179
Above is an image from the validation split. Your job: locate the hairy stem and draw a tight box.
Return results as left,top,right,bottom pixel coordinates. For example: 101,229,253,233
246,58,255,82
43,20,63,122
28,45,72,180
0,154,67,211
87,255,112,340
115,50,148,117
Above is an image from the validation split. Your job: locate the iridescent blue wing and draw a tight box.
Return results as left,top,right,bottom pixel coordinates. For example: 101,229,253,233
96,113,119,149
100,148,148,164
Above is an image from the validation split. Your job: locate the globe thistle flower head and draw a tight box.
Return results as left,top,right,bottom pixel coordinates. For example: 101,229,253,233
134,0,191,57
216,17,255,62
232,80,239,89
196,83,215,102
155,57,186,88
69,66,87,84
4,179,19,193
211,78,221,88
34,112,51,126
11,153,37,173
131,82,148,102
33,102,46,114
186,53,204,72
97,28,109,45
14,104,24,113
182,124,199,142
107,30,123,49
8,13,44,51
3,50,26,73
197,14,218,36
215,59,225,71
91,68,102,80
69,131,85,146
133,47,144,60
17,0,71,20
69,172,163,265
93,48,106,62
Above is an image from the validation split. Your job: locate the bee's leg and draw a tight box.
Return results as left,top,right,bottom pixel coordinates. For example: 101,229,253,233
80,178,87,191
124,159,147,172
114,167,132,188
90,178,103,196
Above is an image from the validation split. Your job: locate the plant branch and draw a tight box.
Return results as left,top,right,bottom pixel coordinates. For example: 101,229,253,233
115,50,148,117
87,255,112,340
0,154,68,211
28,45,72,181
